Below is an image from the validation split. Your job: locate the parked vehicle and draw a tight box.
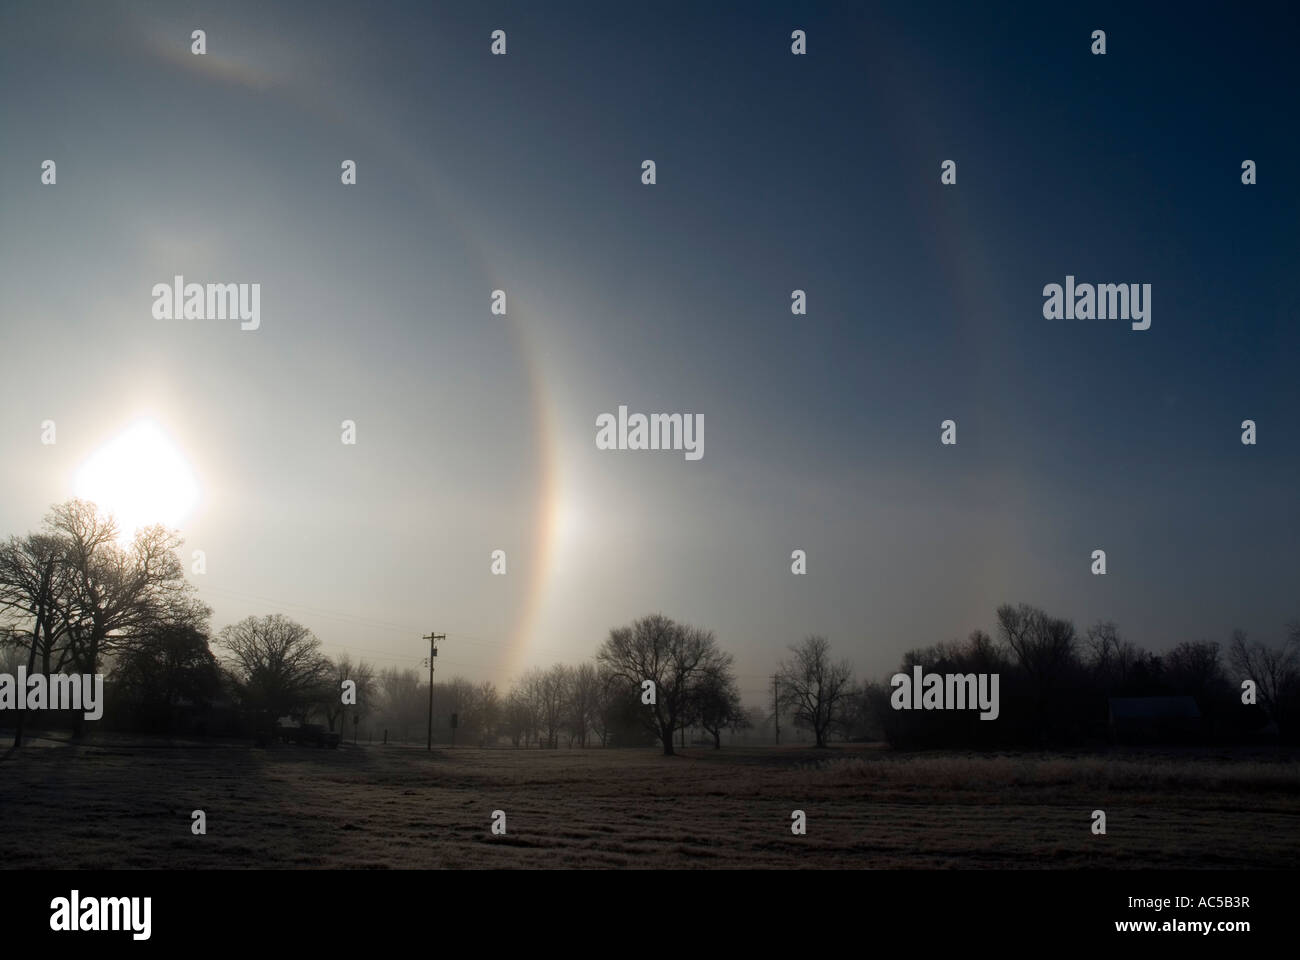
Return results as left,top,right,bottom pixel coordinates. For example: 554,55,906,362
274,719,341,748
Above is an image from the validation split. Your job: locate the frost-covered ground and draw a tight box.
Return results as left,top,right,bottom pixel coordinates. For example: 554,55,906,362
1,737,1296,869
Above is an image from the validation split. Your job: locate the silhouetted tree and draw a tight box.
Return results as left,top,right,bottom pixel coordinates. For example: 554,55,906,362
0,533,74,746
521,664,570,748
690,656,746,748
469,680,501,746
776,635,854,748
1085,620,1141,692
566,662,602,747
109,619,221,732
597,613,726,756
502,684,535,747
377,667,426,742
1164,641,1223,698
217,614,331,728
997,603,1080,742
591,665,633,747
320,654,375,734
1229,627,1299,735
49,501,196,680
1,501,203,741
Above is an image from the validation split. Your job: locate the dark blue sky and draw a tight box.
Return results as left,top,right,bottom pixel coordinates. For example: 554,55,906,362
1,1,1296,699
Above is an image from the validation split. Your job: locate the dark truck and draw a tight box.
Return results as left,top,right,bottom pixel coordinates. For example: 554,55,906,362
275,720,341,748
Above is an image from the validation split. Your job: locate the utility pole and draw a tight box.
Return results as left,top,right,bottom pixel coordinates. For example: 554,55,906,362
423,632,445,751
772,674,780,745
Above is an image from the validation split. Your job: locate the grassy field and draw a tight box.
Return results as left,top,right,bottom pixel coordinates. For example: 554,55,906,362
2,736,1297,869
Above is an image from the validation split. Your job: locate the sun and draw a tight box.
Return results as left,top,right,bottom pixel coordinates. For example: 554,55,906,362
73,420,200,538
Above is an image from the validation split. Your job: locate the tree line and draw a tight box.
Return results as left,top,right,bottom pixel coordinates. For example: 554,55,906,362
0,501,753,751
855,603,1300,747
3,500,1296,749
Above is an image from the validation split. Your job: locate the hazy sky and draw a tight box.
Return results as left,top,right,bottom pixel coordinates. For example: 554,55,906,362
2,1,1297,705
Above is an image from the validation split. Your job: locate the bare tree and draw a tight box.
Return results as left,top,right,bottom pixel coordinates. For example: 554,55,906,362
1084,620,1140,690
502,683,536,747
776,635,854,748
567,662,602,747
1229,628,1299,730
377,667,425,741
999,604,1079,689
0,533,75,669
520,665,570,749
321,654,375,736
590,664,625,747
47,502,200,692
1,501,203,740
470,680,500,746
1163,640,1225,704
542,664,572,748
597,613,725,756
690,654,746,748
438,676,477,743
217,614,331,727
997,603,1081,741
0,533,75,746
110,612,221,733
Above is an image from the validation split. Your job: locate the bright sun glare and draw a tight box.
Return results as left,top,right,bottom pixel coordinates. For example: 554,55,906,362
73,420,200,538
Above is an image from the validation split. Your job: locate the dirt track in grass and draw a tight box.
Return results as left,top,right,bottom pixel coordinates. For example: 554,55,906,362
2,738,1296,869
